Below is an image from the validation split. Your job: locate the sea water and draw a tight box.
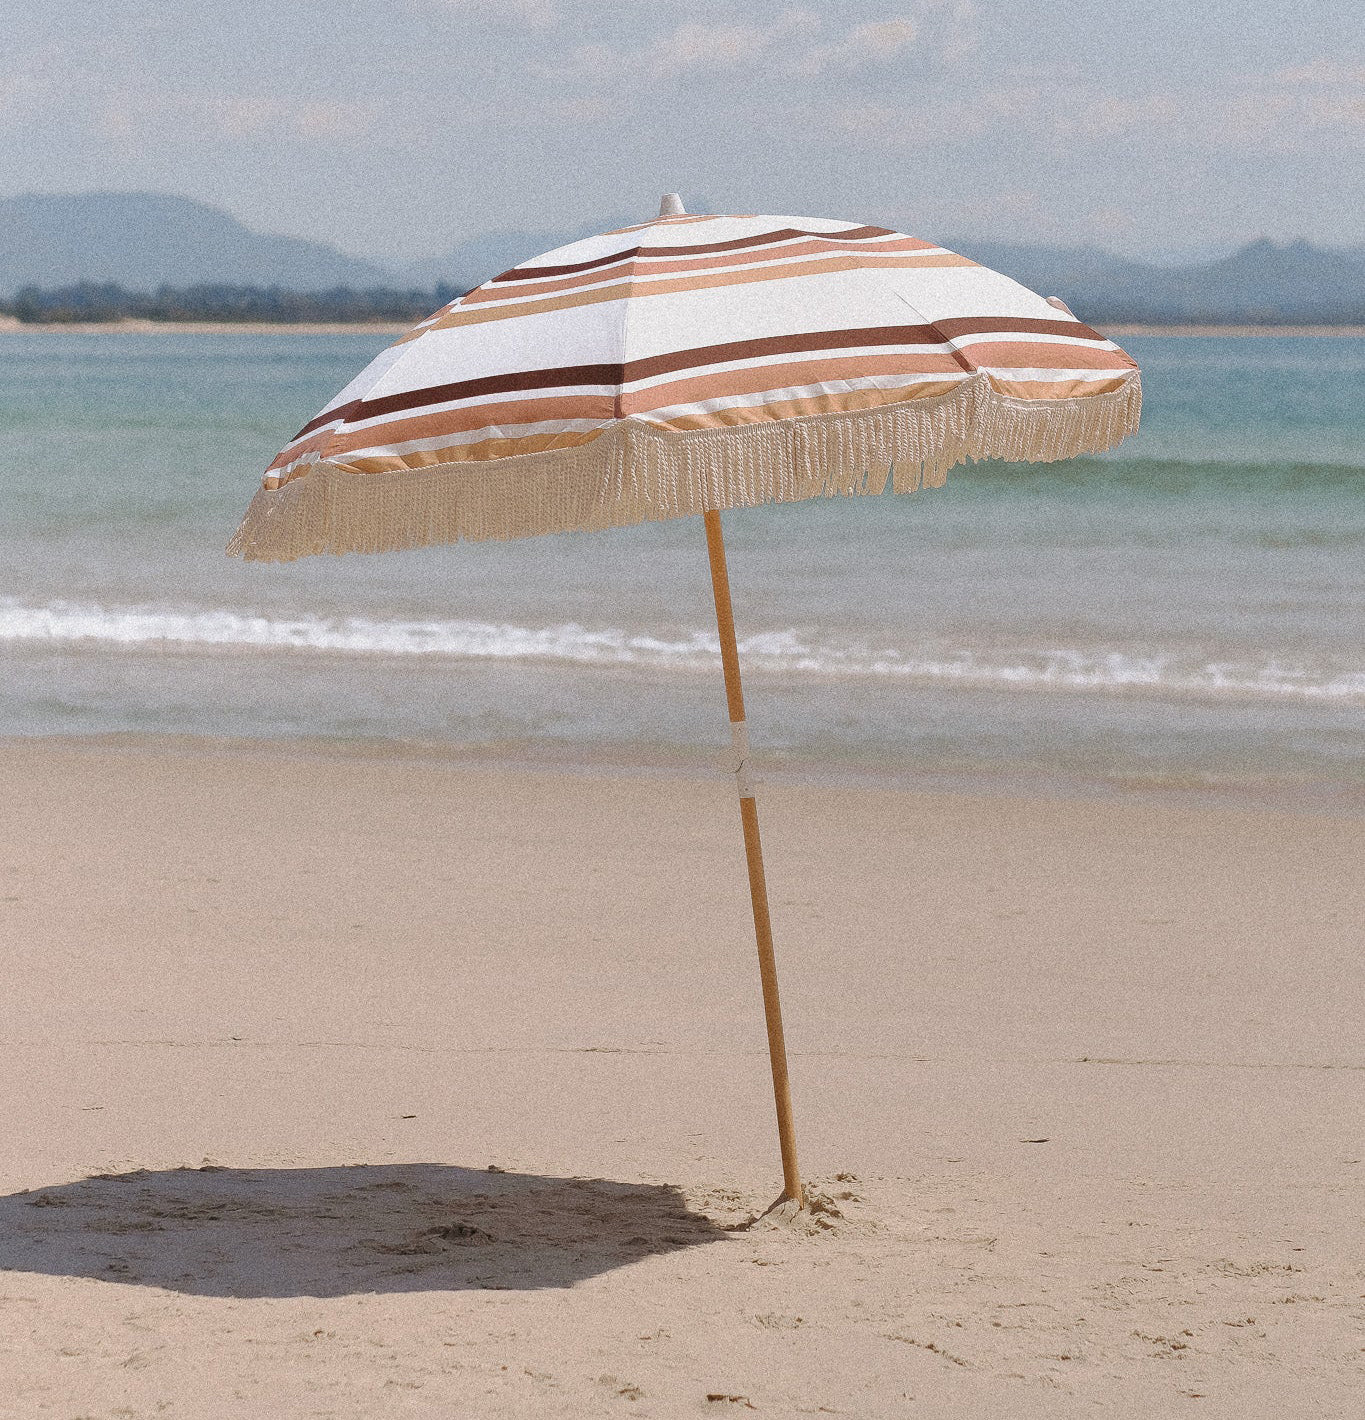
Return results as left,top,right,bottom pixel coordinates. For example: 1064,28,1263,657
1,332,1361,808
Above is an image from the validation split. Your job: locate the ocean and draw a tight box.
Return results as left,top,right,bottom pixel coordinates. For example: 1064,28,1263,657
2,331,1362,809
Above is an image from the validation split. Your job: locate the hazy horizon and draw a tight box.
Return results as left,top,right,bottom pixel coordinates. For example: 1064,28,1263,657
9,188,1356,274
5,1,1364,264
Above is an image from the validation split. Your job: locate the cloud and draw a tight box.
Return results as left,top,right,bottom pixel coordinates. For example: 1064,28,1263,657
1272,59,1365,87
833,53,1365,158
539,6,973,87
793,18,919,74
98,91,379,146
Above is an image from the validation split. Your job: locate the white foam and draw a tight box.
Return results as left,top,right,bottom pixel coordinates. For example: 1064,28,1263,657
2,598,1362,706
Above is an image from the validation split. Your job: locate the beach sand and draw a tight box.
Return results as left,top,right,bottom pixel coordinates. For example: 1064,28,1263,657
1,738,1361,1418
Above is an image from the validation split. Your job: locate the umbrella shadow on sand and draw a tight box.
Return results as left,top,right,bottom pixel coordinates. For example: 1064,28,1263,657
0,1163,733,1298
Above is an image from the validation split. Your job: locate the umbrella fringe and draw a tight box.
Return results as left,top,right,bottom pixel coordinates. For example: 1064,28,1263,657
227,372,1141,562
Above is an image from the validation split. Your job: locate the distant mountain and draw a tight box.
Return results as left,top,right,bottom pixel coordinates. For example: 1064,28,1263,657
0,192,388,295
407,226,1365,323
4,192,1363,323
948,236,1365,324
396,218,633,290
1116,239,1365,322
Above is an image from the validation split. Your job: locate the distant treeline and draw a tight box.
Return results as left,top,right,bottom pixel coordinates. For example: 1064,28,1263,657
0,282,469,324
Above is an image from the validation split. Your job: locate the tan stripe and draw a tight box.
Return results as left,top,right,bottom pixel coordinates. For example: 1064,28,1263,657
956,340,1136,372
604,214,724,234
429,253,977,331
466,237,942,304
648,382,966,432
307,393,617,460
621,354,969,416
328,429,605,477
273,371,1138,484
302,356,977,465
268,427,345,473
275,380,972,481
297,359,970,467
986,375,1134,399
390,323,435,348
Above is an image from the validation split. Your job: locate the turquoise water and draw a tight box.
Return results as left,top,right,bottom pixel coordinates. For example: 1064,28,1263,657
1,332,1362,806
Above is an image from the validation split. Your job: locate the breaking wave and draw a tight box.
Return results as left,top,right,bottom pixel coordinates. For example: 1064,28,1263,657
4,598,1362,706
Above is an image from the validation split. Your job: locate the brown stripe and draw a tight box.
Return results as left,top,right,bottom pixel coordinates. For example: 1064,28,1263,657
621,320,1099,383
299,359,972,465
286,318,1114,443
288,361,626,441
294,383,961,477
650,382,965,432
489,225,899,282
436,253,977,330
932,315,1114,346
268,427,343,473
274,367,1135,483
621,355,970,416
312,393,617,459
463,236,943,306
953,339,1136,371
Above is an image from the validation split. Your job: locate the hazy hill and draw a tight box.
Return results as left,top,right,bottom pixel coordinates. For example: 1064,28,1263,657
4,192,1363,322
1103,239,1365,322
0,192,388,294
950,236,1365,324
410,229,1365,323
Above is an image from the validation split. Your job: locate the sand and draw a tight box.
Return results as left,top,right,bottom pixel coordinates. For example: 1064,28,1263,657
1,737,1361,1418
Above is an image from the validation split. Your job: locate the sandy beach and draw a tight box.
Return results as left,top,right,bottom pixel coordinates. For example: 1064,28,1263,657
1,737,1361,1417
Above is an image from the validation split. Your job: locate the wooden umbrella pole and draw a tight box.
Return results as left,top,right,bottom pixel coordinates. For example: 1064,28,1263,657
703,508,804,1207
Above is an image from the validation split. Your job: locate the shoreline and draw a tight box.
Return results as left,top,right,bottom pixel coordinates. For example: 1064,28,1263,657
2,316,1364,337
5,729,1360,819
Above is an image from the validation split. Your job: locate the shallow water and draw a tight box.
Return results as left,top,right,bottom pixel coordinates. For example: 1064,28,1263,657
1,331,1362,806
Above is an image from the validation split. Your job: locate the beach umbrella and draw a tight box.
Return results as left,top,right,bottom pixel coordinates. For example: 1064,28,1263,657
230,195,1141,1207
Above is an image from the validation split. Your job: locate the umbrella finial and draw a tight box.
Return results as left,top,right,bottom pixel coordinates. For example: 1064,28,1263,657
658,193,686,217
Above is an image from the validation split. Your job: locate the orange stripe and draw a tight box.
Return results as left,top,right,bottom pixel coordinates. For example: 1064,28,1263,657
308,393,618,459
604,214,726,234
282,382,970,478
955,340,1136,372
429,253,977,331
648,382,965,432
468,237,943,303
268,427,342,473
301,360,971,463
621,355,969,415
986,375,1133,399
329,429,605,476
272,371,1138,484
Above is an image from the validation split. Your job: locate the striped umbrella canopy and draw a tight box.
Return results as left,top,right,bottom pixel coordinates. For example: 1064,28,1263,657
229,197,1141,1209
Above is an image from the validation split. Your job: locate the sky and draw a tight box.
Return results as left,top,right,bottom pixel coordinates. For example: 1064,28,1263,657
2,0,1363,265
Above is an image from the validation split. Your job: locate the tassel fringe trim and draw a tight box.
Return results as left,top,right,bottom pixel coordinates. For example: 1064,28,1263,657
227,371,1141,562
